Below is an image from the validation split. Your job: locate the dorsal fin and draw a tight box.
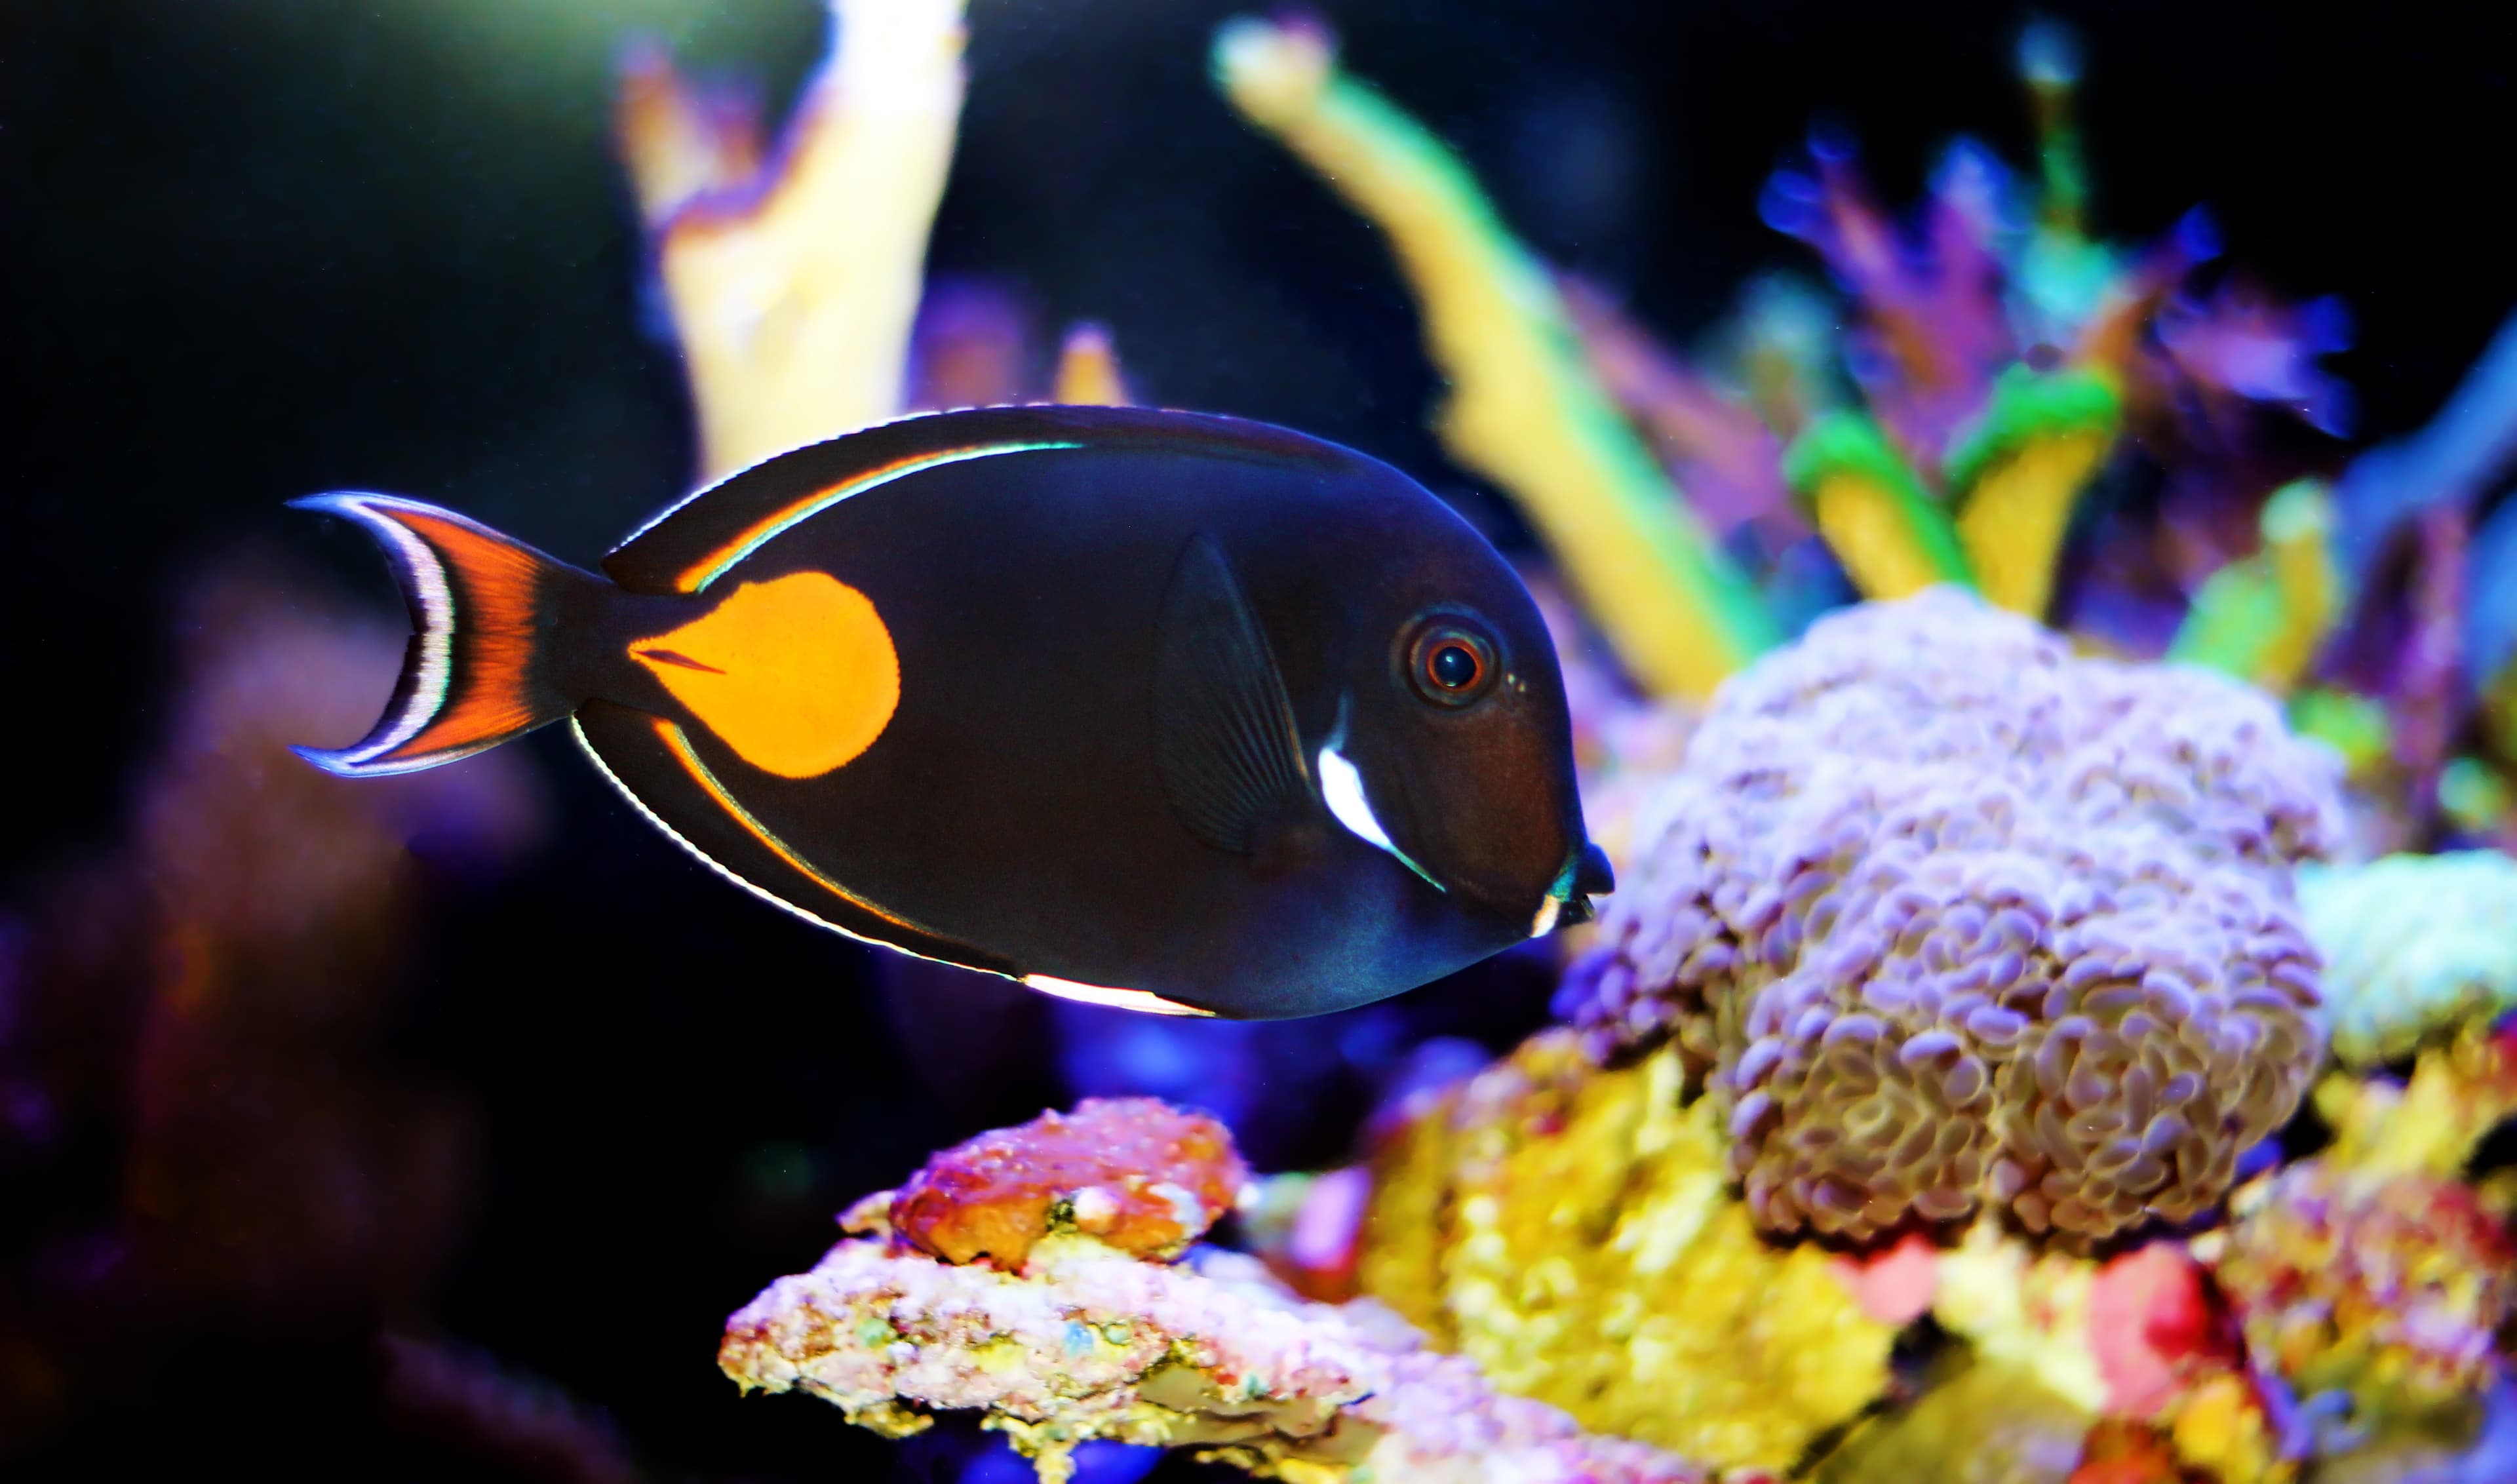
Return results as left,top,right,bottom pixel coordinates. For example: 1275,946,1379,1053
1152,532,1315,854
604,406,1348,596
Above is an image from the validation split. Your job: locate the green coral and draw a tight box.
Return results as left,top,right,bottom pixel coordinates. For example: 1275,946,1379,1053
1782,411,1976,596
1943,366,2122,499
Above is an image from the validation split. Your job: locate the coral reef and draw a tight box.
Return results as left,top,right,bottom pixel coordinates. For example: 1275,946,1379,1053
2297,851,2517,1067
1564,590,2341,1243
1930,1222,2234,1422
2168,481,2343,697
724,1099,1707,1484
1356,1030,1896,1472
1815,1359,2094,1484
2210,1162,2514,1422
846,1098,1248,1270
1214,15,1776,701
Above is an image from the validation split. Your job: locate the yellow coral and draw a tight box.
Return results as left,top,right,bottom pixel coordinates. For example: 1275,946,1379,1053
2319,1024,2517,1180
1945,368,2120,618
1815,1360,2092,1484
1782,412,1975,601
631,0,967,480
2168,1373,2293,1484
1051,323,1134,406
1359,1031,1893,1472
2170,480,2344,694
1930,1221,2108,1413
1213,19,1776,701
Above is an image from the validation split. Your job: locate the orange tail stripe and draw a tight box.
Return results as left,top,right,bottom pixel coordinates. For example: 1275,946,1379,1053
397,509,547,757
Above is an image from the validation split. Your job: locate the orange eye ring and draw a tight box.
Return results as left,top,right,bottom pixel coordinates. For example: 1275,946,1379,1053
1407,623,1496,707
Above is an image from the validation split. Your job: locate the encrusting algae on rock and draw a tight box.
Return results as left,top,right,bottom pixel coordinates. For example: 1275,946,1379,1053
1356,1030,1896,1473
722,1097,1712,1484
1563,589,2342,1244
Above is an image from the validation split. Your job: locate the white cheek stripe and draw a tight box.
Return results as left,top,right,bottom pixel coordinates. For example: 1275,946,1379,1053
1023,975,1215,1017
1316,742,1445,891
1530,894,1564,939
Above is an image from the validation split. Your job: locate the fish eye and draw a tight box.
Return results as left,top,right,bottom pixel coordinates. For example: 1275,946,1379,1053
1406,621,1497,707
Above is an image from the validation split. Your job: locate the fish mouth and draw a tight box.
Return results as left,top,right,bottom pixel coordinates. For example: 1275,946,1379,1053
1530,842,1614,937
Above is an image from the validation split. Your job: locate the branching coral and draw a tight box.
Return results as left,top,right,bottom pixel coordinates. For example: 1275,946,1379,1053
1782,412,1975,600
1945,367,2122,619
724,1097,1705,1484
2169,481,2344,697
1213,16,1776,701
619,0,967,478
2297,851,2517,1068
1356,1029,1896,1472
1561,24,2351,642
1564,589,2342,1243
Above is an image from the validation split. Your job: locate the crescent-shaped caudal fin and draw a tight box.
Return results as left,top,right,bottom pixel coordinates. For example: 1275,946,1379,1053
291,493,601,776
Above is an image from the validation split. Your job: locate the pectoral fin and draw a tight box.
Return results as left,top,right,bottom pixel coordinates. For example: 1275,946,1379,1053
1150,533,1315,854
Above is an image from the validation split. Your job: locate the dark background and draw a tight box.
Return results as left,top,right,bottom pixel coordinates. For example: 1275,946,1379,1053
1,1,2510,1477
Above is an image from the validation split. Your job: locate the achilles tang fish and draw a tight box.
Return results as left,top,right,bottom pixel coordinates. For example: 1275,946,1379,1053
298,406,1611,1019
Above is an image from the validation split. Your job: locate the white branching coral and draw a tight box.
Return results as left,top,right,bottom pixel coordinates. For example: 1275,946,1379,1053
720,1236,1704,1484
1565,588,2343,1243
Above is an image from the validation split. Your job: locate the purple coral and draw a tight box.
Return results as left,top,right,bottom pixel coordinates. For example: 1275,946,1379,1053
1567,589,2342,1242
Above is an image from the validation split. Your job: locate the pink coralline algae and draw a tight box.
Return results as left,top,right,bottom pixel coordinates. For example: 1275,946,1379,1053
1565,589,2343,1243
853,1097,1249,1270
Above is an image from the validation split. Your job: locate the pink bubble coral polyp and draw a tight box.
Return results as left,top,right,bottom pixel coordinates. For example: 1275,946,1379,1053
1569,589,2342,1243
863,1097,1249,1269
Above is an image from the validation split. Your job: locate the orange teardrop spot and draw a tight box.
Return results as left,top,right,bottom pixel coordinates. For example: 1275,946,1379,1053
631,571,899,779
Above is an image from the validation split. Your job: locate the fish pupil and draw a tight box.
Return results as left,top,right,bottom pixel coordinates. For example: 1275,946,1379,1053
1430,642,1479,689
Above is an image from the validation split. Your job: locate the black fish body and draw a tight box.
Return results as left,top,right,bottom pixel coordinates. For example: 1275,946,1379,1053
298,406,1610,1019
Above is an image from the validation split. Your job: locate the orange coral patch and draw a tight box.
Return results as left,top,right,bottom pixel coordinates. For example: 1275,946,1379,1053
857,1098,1250,1270
632,570,899,779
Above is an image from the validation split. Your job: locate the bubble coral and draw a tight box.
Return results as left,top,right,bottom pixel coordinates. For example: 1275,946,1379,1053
2297,851,2517,1068
1356,1029,1896,1473
1565,589,2342,1243
848,1097,1248,1270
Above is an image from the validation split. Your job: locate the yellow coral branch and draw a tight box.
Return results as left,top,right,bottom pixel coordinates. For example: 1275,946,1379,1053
2169,480,2343,693
1945,367,2120,619
1051,322,1133,406
1213,19,1776,700
645,0,967,480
